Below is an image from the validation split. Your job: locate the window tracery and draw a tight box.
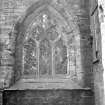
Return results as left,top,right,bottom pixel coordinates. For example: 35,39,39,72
22,9,77,79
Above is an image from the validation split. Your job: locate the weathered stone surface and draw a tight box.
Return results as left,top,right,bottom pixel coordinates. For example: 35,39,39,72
0,0,92,82
0,66,13,71
0,91,3,105
0,0,94,85
3,90,94,105
0,0,101,105
0,69,14,88
0,58,14,66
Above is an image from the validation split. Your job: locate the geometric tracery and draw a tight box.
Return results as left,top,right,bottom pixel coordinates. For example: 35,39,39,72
23,7,77,78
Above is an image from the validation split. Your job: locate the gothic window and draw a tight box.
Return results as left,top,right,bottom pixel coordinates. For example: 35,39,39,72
22,12,76,79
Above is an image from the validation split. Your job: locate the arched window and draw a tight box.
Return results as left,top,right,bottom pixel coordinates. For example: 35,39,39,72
23,13,69,78
14,3,82,81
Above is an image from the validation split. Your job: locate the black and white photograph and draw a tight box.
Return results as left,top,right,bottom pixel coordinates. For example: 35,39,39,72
0,0,104,105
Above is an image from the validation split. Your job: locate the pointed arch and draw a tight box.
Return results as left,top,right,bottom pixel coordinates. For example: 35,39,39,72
13,0,82,85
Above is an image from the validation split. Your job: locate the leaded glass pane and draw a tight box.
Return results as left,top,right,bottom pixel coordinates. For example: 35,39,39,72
39,38,52,76
23,38,38,77
54,38,67,74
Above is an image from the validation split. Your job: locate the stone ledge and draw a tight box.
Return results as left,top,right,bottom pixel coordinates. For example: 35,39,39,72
6,78,91,90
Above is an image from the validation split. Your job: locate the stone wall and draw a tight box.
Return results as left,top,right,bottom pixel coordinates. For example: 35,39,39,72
90,0,104,105
0,0,38,88
3,90,94,105
0,0,93,88
0,0,102,105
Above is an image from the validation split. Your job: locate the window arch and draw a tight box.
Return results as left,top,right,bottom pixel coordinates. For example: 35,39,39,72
14,1,82,81
23,12,69,78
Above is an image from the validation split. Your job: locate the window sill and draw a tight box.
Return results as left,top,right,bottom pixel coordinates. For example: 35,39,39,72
5,78,91,90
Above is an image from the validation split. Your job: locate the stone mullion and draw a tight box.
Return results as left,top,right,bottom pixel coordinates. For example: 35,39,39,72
52,42,54,77
0,0,17,88
67,47,70,76
22,47,24,75
37,42,40,78
74,45,77,77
